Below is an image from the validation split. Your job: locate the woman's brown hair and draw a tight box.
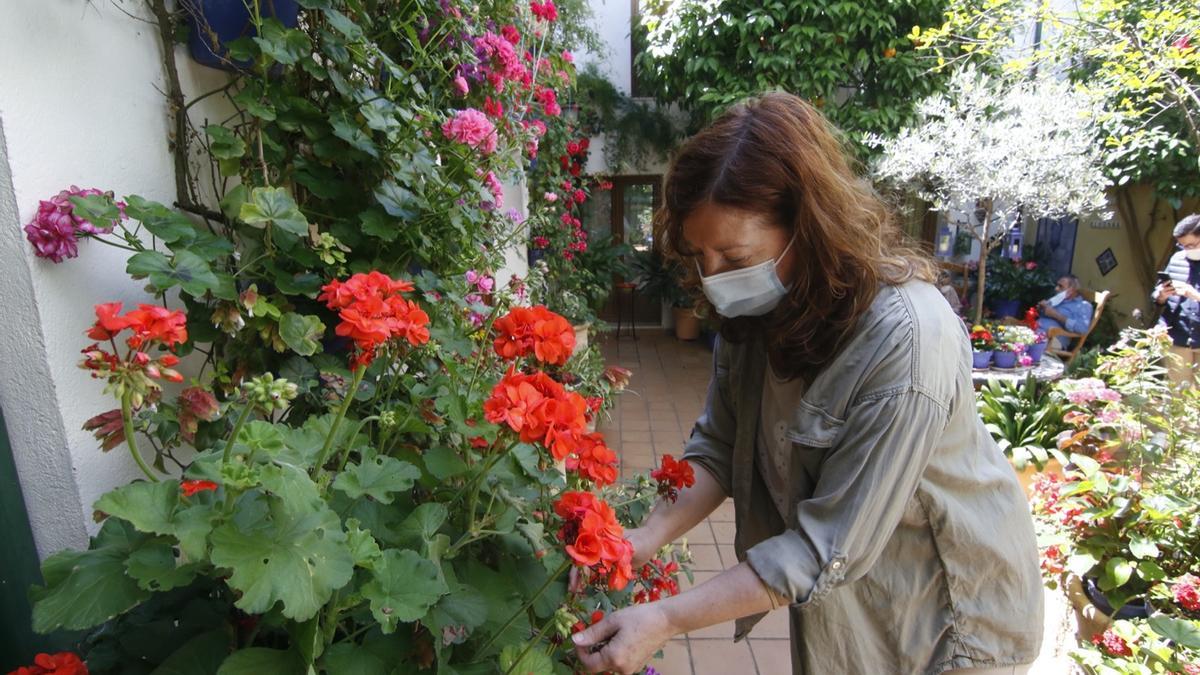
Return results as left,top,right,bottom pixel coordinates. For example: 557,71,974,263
654,91,935,382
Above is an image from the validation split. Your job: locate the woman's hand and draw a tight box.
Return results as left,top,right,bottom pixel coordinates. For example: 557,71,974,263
1156,281,1175,304
573,602,676,674
569,527,658,593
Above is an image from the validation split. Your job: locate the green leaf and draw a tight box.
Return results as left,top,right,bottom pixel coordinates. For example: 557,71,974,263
1102,557,1134,591
253,20,310,65
259,462,323,510
359,207,398,242
31,519,153,632
323,9,364,40
219,185,249,221
204,125,246,160
1070,453,1102,478
123,196,198,244
332,111,380,157
430,583,489,636
217,647,305,675
1137,560,1166,581
150,629,230,675
279,312,326,356
1147,616,1200,650
423,445,467,480
499,644,554,675
94,480,179,536
209,498,354,621
239,187,309,235
1128,536,1159,560
239,421,287,457
361,549,448,633
127,250,220,297
334,456,421,504
345,519,383,568
374,180,418,220
321,644,387,675
397,502,448,544
125,536,200,592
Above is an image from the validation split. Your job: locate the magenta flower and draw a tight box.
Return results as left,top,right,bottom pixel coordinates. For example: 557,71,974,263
530,0,558,21
442,108,497,155
452,76,469,96
24,186,120,263
483,170,505,210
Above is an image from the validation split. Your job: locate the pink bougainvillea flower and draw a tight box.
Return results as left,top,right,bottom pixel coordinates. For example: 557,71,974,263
441,108,498,155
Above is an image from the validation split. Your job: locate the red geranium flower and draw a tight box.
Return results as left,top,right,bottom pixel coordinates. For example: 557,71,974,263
1092,629,1132,657
1175,575,1200,612
554,492,633,590
651,454,696,502
180,479,219,497
492,305,575,365
565,432,619,487
319,272,428,368
8,651,88,675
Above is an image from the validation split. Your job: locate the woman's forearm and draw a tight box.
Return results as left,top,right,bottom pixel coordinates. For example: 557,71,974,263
638,463,728,552
659,562,789,636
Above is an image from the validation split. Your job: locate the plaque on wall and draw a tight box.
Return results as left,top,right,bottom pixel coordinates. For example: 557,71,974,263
1096,248,1118,276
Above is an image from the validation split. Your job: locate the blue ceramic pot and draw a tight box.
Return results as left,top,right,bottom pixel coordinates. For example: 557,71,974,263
1083,576,1151,620
992,350,1018,369
991,298,1021,319
972,350,993,369
185,0,300,71
1027,341,1048,364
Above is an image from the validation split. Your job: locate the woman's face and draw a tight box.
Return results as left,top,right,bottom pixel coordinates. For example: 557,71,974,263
680,201,796,284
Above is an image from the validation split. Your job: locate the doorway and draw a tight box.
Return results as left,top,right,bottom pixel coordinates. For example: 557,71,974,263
583,175,663,325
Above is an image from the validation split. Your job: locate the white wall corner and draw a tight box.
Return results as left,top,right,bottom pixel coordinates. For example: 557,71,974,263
0,117,89,560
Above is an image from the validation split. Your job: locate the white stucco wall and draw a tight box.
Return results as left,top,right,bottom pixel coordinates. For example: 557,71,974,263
0,0,232,558
576,0,634,97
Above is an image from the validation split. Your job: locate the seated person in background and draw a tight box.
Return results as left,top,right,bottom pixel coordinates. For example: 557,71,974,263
937,270,963,314
1037,275,1093,349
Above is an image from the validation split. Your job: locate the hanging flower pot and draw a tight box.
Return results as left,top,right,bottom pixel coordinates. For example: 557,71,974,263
990,298,1021,319
182,0,301,71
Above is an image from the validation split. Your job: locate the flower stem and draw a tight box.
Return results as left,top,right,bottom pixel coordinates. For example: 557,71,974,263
317,366,367,472
222,402,256,465
503,611,559,675
120,391,159,482
477,558,571,657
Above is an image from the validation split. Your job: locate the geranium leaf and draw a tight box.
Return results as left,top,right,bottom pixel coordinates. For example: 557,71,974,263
125,536,200,592
279,312,326,356
331,111,380,158
31,518,152,632
422,445,467,480
499,643,554,675
239,187,309,235
397,502,448,544
1148,617,1200,650
204,125,246,160
217,647,306,675
334,456,420,504
124,195,198,244
361,549,448,633
252,20,310,66
373,180,417,220
1102,557,1133,591
209,497,353,621
430,583,489,636
150,629,230,675
94,480,179,536
1128,536,1159,560
359,207,398,242
320,644,387,675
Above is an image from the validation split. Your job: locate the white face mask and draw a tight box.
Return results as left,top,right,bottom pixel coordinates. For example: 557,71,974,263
698,238,794,317
1185,248,1200,262
1048,291,1068,307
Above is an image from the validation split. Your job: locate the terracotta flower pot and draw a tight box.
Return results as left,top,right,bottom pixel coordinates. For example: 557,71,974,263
572,323,590,355
673,307,700,341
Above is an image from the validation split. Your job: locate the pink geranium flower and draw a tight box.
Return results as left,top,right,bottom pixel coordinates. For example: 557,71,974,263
452,76,469,96
24,186,122,263
441,109,497,155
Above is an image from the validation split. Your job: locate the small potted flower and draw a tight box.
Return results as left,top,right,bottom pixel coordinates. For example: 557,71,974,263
970,324,995,369
994,325,1036,369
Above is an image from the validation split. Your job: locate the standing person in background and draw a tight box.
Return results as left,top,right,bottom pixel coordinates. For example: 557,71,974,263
1153,214,1200,386
571,92,1043,675
1037,275,1093,349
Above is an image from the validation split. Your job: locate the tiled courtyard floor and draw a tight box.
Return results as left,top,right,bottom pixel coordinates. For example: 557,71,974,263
594,328,1074,675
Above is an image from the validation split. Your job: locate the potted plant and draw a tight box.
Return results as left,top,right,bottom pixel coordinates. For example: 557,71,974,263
970,324,995,369
976,374,1067,475
182,0,301,71
632,251,698,341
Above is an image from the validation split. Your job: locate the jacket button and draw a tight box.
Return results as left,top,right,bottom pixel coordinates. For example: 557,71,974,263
830,560,844,571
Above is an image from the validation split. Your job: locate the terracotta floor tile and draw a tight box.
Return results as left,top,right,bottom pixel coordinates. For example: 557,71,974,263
710,521,737,545
688,544,724,572
648,639,693,674
688,637,755,674
749,608,791,639
749,639,792,674
683,522,715,545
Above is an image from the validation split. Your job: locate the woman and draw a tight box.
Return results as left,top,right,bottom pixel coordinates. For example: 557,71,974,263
572,93,1043,674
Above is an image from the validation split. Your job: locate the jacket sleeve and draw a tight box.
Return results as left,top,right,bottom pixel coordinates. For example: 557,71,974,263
680,337,737,497
744,388,950,607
